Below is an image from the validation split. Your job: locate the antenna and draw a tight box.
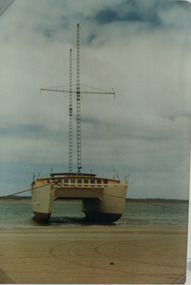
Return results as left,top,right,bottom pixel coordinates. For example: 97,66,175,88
40,23,115,175
37,169,42,179
32,168,36,182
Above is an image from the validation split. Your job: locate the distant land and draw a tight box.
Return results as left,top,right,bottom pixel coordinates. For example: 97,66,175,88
0,196,189,204
126,198,189,204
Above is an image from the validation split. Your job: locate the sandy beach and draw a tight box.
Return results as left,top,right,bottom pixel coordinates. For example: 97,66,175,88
0,226,187,284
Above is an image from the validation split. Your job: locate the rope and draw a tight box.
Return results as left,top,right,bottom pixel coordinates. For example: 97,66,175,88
130,199,174,209
0,188,32,199
0,183,53,199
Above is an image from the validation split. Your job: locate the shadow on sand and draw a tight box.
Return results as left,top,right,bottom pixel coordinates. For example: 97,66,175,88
32,216,115,226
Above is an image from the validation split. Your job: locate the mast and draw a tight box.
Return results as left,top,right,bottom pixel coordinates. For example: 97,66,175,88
69,48,73,173
40,23,115,174
76,23,82,173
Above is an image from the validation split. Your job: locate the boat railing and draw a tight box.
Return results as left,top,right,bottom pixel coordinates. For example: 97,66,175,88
35,177,120,188
55,182,107,188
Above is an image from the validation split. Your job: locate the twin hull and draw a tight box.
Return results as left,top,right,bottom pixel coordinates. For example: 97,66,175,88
31,182,127,222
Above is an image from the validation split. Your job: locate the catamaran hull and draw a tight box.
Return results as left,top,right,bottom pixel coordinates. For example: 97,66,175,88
31,183,127,222
32,184,54,222
82,184,127,222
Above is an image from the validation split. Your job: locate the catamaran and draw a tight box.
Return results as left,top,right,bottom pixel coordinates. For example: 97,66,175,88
31,24,128,222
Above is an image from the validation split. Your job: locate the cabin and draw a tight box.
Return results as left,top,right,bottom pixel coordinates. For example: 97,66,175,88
32,173,120,189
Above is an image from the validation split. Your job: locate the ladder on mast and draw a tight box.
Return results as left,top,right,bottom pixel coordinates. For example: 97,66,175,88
69,48,73,173
41,23,115,174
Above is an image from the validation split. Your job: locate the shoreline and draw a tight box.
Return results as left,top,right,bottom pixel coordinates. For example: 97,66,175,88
0,197,189,204
0,225,188,284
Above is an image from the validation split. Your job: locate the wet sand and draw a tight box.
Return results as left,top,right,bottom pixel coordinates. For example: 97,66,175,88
0,226,188,284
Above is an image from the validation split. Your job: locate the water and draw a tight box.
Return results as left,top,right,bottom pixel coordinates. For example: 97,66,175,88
0,199,188,229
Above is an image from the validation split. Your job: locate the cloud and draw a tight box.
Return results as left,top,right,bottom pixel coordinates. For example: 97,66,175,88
0,0,190,199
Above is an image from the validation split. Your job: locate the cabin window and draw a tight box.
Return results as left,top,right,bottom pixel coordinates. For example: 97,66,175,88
104,179,108,186
84,179,89,186
58,178,62,184
77,179,82,186
97,179,102,186
91,179,95,185
71,179,75,185
64,178,69,184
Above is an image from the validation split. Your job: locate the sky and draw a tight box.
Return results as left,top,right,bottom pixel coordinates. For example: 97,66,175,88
0,0,190,199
